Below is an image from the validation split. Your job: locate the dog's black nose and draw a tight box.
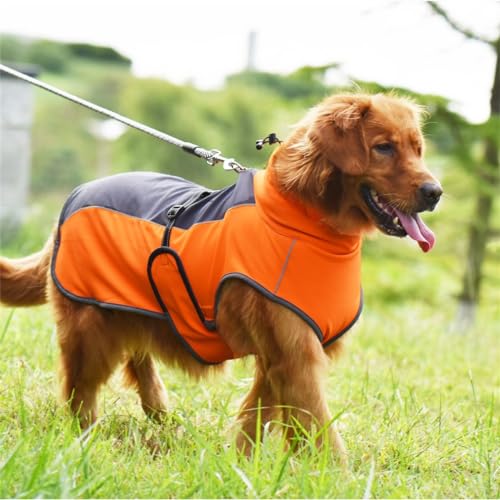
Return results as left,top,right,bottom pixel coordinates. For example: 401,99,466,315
418,182,443,211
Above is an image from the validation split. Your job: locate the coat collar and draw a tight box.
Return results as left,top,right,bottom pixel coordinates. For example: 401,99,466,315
253,169,362,256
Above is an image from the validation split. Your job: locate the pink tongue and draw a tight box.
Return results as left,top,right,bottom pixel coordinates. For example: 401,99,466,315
394,209,436,252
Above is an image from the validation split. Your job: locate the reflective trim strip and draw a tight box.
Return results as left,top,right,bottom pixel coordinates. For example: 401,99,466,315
273,239,297,294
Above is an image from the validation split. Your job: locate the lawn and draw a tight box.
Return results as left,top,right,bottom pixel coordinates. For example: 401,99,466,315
0,298,498,498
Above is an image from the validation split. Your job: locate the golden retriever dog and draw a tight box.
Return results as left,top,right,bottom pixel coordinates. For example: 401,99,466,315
0,93,442,461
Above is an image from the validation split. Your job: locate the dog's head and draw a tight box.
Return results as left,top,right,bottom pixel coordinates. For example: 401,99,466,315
268,93,442,252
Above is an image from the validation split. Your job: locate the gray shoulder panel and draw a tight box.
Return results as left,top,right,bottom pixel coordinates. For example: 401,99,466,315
59,170,257,228
59,172,209,226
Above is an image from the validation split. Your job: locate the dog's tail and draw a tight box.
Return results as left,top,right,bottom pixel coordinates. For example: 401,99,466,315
0,238,52,307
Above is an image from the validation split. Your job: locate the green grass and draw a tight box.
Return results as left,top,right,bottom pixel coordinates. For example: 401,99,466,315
0,298,498,498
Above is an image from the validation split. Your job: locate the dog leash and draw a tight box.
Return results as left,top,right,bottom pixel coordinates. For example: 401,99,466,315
0,63,248,173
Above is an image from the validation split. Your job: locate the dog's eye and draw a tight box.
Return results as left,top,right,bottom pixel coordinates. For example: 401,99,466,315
373,143,395,156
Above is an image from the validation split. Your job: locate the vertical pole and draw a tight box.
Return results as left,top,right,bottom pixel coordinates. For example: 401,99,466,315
247,31,257,71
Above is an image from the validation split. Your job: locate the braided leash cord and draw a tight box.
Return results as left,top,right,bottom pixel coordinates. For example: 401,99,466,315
0,63,246,173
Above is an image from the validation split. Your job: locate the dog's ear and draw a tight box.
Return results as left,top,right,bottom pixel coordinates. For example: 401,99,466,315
312,95,372,175
268,95,372,203
329,97,371,130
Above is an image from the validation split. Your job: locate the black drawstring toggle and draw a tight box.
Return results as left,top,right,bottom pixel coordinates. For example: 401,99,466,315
256,132,282,150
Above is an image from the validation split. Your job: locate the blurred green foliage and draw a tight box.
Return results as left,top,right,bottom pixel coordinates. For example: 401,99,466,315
0,34,131,73
2,34,497,193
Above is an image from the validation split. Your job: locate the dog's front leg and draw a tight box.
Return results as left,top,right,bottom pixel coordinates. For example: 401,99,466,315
217,282,347,462
123,354,168,420
273,343,345,453
264,307,348,464
235,356,280,454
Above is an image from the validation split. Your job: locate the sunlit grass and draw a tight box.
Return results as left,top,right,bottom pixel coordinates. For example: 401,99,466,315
0,299,498,498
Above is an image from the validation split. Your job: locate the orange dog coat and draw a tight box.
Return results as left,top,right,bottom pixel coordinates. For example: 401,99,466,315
52,169,363,364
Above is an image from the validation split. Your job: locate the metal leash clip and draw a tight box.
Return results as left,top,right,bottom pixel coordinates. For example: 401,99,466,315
204,149,222,166
205,149,247,173
222,158,247,173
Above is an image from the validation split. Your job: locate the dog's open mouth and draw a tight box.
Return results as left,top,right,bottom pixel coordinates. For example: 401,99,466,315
361,185,435,252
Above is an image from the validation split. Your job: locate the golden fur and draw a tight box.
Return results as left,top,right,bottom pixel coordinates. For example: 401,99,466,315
0,93,441,462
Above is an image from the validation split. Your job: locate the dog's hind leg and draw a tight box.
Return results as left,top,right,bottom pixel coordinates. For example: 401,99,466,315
123,354,168,420
54,299,124,428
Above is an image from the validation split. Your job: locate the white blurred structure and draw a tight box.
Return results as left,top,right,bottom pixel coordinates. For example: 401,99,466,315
0,65,38,240
88,119,126,178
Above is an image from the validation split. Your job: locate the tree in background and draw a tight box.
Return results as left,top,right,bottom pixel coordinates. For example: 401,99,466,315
429,2,500,329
